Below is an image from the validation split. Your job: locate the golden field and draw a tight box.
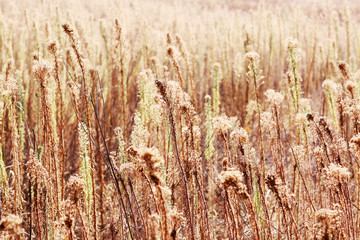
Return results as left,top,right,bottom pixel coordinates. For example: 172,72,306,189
1,0,360,239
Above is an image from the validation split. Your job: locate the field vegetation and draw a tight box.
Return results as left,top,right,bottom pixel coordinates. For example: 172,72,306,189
1,0,360,239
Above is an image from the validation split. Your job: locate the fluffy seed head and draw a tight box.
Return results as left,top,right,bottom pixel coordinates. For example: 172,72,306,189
314,208,343,240
324,163,351,188
230,128,249,144
2,77,18,97
265,89,284,106
219,169,247,194
213,115,232,135
0,214,24,237
244,52,260,63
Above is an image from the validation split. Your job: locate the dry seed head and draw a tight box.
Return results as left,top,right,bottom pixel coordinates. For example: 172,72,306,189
322,79,339,94
47,40,58,55
66,48,75,69
287,37,299,50
222,157,229,169
166,33,172,45
33,52,39,61
291,145,306,163
5,59,14,79
333,137,348,162
318,117,335,141
314,208,343,240
324,163,350,188
244,52,263,83
249,147,256,159
26,149,49,187
244,51,260,63
33,59,51,84
63,23,86,75
337,61,351,80
162,65,169,79
213,114,232,135
350,133,360,151
2,77,18,97
67,175,85,204
211,63,223,84
138,147,163,185
69,82,80,98
287,37,301,63
130,112,150,147
109,151,117,163
230,128,249,144
167,46,174,57
266,174,293,207
139,147,163,167
204,94,211,102
114,127,123,138
265,89,284,106
219,169,247,194
165,80,197,117
261,111,275,132
245,100,257,123
62,23,74,36
0,214,24,237
192,125,201,146
313,146,325,169
182,126,190,140
345,80,357,96
78,122,90,146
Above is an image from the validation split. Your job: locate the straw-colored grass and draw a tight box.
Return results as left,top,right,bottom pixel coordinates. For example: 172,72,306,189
1,0,360,239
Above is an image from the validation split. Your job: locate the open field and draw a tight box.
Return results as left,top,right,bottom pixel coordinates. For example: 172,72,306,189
1,0,360,239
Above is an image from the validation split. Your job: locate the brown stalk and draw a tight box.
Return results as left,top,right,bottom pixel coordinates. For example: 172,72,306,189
155,79,195,240
48,41,66,201
167,47,184,89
